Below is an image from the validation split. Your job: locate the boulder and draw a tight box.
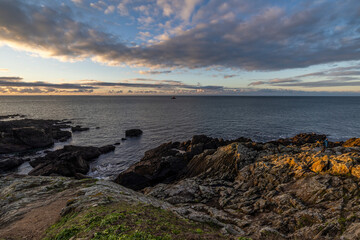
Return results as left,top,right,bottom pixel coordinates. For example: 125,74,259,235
71,125,90,132
13,127,54,148
125,129,143,137
0,158,25,172
29,145,115,177
0,119,72,154
115,142,185,190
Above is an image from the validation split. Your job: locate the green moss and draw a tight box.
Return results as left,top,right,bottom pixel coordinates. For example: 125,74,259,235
238,237,252,240
53,226,80,240
43,202,224,240
338,217,347,233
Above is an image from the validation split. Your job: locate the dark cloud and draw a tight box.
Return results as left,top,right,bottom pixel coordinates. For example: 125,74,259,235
0,79,95,89
249,79,301,86
271,78,360,88
224,75,237,79
0,77,23,81
139,70,172,75
249,64,360,87
0,0,360,70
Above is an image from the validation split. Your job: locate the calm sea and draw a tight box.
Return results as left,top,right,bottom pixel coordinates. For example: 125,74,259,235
1,96,360,179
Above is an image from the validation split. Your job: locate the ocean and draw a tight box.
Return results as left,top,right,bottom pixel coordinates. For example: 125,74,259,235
1,96,360,179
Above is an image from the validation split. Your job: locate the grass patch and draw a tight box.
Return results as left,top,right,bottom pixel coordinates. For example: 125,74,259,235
43,202,224,240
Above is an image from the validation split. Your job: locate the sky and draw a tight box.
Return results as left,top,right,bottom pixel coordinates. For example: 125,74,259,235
0,0,360,95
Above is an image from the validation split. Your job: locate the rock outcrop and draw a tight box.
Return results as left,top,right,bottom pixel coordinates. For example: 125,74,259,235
29,145,115,177
0,119,72,154
115,134,251,190
71,125,90,132
0,175,225,240
116,133,360,239
125,129,143,137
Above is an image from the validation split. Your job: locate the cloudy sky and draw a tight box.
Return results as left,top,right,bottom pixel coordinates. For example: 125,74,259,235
0,0,360,95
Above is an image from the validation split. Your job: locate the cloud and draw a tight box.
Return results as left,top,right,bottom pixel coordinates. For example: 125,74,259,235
0,76,94,90
0,69,9,72
270,78,360,88
224,74,237,79
139,70,172,75
104,5,115,14
1,0,360,71
71,0,83,5
156,0,203,21
0,76,22,81
249,64,360,87
117,0,130,16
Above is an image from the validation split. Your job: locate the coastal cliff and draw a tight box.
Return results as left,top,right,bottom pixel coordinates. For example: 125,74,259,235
2,131,360,239
116,134,360,239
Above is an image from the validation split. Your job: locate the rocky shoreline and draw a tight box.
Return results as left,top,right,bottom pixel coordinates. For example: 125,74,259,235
1,116,360,239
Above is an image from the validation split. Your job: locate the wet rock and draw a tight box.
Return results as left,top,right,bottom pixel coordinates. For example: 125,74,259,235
125,129,143,137
0,158,25,172
29,145,115,177
0,119,72,154
71,125,90,132
115,142,185,190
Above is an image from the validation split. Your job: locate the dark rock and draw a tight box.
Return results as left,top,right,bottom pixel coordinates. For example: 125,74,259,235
0,119,72,154
114,142,120,145
99,145,116,154
29,145,115,177
125,129,143,137
121,138,127,141
115,142,185,190
115,135,253,191
13,127,54,148
52,130,71,142
71,125,90,132
291,133,326,145
0,158,25,172
0,114,25,120
96,127,100,129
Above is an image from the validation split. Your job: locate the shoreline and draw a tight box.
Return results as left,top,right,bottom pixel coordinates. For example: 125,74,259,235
1,116,360,239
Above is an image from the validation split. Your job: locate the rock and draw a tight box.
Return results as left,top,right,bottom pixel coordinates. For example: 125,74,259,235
125,129,143,137
114,134,249,191
115,142,186,190
0,118,72,154
0,114,25,120
114,142,120,145
117,133,360,239
0,158,25,172
121,138,127,141
13,127,54,148
71,125,90,132
28,145,115,177
99,145,116,153
343,138,360,147
259,227,287,240
0,175,224,240
341,222,360,240
290,133,326,146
